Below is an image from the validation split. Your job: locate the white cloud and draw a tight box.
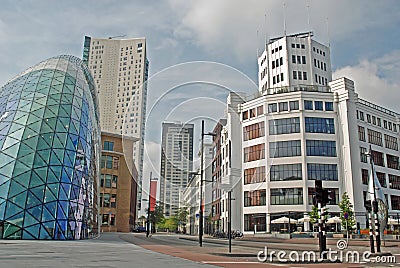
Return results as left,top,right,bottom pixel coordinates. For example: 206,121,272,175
333,51,400,112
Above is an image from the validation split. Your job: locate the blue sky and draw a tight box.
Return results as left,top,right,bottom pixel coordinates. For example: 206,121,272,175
1,0,400,200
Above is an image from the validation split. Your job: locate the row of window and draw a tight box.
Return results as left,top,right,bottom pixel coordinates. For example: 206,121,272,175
292,43,306,49
313,46,326,56
360,147,400,170
293,71,307,81
315,74,328,86
101,155,120,169
314,59,327,71
361,169,393,188
245,163,338,183
304,100,333,111
100,174,118,188
357,110,398,133
267,116,335,136
99,193,117,208
272,73,284,84
272,57,283,69
358,126,398,151
268,100,299,113
244,187,339,208
242,105,264,120
100,213,116,226
244,101,333,119
292,55,306,64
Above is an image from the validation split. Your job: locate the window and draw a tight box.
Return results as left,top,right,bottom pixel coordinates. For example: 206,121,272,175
372,116,376,125
101,155,113,169
298,71,302,80
249,108,256,118
376,172,387,187
272,61,275,69
278,102,288,112
293,71,297,79
360,147,368,163
325,101,333,111
387,154,400,170
307,163,338,181
377,118,381,127
270,164,302,181
244,166,266,184
391,195,400,210
367,114,371,123
280,73,284,82
244,190,266,206
291,44,295,48
384,120,387,129
371,150,384,166
243,122,265,141
301,44,305,49
305,117,335,134
101,214,109,225
268,103,277,113
297,55,301,64
271,188,303,205
314,101,323,110
304,100,313,110
244,144,265,162
362,169,369,185
367,129,383,146
269,140,301,158
244,214,266,232
359,111,365,121
105,174,112,187
242,111,248,120
111,194,117,208
306,140,336,157
292,55,296,63
269,117,300,135
358,126,366,141
303,72,307,80
289,100,299,110
389,174,400,190
103,193,110,207
302,56,306,64
257,105,264,116
103,141,114,151
112,175,118,188
384,134,398,151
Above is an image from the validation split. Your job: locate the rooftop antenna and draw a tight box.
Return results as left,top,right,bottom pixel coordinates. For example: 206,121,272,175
283,0,287,36
256,29,259,56
264,13,268,48
306,0,310,27
326,16,330,48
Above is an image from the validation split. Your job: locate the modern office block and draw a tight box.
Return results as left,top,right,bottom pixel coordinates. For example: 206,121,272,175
0,55,100,239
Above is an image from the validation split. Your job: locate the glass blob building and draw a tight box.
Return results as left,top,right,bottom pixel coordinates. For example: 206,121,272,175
0,55,100,239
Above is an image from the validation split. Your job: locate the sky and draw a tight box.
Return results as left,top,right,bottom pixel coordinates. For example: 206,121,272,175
1,0,400,205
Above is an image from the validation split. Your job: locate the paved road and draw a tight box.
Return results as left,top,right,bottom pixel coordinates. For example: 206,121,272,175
0,233,216,268
124,233,400,268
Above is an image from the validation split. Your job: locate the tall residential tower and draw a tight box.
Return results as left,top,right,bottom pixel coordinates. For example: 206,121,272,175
83,36,149,213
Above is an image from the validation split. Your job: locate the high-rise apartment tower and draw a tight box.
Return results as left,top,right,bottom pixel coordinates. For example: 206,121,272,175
160,122,194,217
83,36,149,213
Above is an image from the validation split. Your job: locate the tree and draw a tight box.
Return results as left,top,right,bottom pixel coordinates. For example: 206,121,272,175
148,203,165,232
175,207,188,231
308,205,319,225
339,192,356,232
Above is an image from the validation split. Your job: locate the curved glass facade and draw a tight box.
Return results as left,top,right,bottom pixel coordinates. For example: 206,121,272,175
0,55,100,239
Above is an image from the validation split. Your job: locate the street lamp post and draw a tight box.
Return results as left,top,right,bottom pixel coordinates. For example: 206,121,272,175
199,120,216,247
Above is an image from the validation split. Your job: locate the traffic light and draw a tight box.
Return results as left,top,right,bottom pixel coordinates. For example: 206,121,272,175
322,189,334,206
313,180,323,206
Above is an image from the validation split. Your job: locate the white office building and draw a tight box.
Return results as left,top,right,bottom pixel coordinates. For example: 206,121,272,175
83,36,149,213
239,32,400,234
